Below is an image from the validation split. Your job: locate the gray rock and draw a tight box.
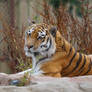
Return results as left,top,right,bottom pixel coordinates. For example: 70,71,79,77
0,75,92,92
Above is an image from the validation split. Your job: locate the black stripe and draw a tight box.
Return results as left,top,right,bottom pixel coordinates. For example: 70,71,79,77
83,59,92,75
72,53,82,72
67,47,72,57
46,37,50,44
36,56,48,67
63,52,77,70
41,37,49,48
39,57,48,61
45,37,52,51
63,53,82,76
76,55,86,75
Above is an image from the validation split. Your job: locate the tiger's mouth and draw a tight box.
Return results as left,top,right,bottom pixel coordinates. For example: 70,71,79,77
34,52,40,56
27,49,40,56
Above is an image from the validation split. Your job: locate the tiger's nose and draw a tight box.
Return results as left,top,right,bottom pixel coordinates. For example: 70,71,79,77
28,45,33,49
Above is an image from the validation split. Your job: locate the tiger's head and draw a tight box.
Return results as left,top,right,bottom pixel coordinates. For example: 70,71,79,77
24,23,57,57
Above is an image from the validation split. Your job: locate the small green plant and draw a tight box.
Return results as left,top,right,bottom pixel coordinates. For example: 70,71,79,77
16,57,32,71
10,72,31,86
16,72,31,86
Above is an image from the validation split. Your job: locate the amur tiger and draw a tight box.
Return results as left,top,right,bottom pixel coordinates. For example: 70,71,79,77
22,23,92,77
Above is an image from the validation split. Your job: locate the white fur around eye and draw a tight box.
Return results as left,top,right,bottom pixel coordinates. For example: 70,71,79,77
26,25,36,35
38,31,46,37
28,28,34,34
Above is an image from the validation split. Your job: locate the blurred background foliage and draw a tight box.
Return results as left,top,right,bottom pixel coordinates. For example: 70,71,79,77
49,0,89,17
0,0,92,73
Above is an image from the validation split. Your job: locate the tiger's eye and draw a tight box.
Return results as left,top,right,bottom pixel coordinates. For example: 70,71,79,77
27,31,31,36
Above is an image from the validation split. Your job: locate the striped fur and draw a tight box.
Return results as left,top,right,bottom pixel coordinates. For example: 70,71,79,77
24,23,92,77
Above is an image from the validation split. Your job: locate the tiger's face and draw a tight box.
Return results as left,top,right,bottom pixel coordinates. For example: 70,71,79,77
24,23,56,57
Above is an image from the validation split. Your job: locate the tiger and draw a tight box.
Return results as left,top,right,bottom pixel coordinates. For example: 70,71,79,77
23,23,92,77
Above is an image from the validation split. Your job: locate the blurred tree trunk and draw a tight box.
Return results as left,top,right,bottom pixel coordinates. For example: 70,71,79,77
10,0,15,28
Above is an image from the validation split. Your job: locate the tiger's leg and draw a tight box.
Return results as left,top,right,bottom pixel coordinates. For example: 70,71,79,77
40,61,62,78
43,72,61,77
49,73,61,77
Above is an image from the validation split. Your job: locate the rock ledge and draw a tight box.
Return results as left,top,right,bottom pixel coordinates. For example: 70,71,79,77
0,75,92,92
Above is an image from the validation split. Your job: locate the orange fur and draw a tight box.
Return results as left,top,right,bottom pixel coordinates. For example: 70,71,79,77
25,23,92,77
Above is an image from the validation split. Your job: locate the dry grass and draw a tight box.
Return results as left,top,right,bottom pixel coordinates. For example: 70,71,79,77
0,14,32,73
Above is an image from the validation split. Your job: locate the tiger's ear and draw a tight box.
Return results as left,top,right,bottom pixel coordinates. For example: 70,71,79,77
31,21,36,24
28,20,36,26
49,27,57,37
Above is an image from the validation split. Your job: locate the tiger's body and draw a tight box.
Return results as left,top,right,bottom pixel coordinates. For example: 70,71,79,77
24,23,92,77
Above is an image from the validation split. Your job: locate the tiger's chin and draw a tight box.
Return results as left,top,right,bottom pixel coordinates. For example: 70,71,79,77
25,51,33,57
25,50,40,57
